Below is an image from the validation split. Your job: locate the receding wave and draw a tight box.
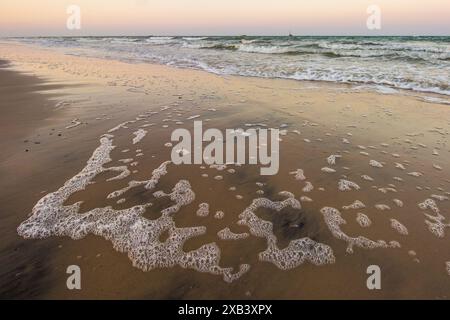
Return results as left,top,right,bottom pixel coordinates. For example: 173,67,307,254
11,36,450,96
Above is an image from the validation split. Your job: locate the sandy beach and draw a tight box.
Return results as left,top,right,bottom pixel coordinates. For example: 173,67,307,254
0,42,449,299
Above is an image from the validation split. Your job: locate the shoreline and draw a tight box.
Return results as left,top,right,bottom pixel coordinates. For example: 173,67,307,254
2,40,450,103
0,42,449,299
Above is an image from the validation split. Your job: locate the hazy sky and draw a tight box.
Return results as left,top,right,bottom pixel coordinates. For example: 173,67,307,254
1,0,449,36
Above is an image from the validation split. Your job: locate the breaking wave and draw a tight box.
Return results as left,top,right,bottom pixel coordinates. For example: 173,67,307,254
11,35,450,96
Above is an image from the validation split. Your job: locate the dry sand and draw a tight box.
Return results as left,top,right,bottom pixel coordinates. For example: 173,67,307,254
0,42,449,299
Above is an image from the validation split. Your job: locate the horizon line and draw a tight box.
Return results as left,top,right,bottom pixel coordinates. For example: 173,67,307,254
2,34,450,38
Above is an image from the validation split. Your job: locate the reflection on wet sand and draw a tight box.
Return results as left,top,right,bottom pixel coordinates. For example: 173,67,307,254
0,43,449,299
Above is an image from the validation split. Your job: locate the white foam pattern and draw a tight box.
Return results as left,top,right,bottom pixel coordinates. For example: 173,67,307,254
17,136,248,283
237,193,335,269
320,207,400,253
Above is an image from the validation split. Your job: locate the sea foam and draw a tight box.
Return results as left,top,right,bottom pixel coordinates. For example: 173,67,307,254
17,135,248,283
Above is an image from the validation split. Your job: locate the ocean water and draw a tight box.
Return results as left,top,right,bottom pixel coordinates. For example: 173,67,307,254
12,36,450,96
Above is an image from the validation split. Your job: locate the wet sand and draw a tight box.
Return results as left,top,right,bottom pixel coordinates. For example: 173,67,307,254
0,42,449,299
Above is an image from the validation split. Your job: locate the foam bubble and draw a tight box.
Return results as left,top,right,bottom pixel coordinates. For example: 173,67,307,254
105,166,131,181
145,161,171,190
338,179,360,192
320,207,400,253
132,129,147,144
369,160,383,168
237,193,335,269
108,120,134,133
321,167,336,173
196,203,209,217
119,158,134,164
107,161,171,199
153,180,196,216
259,238,335,270
217,228,249,240
17,135,247,283
214,211,225,219
431,194,449,201
390,219,409,235
418,199,440,213
408,172,423,177
378,187,397,193
342,200,365,210
356,213,371,228
300,196,313,202
210,164,227,171
393,199,404,207
375,204,391,211
302,181,314,193
289,169,306,181
327,155,341,165
418,198,449,238
360,152,370,156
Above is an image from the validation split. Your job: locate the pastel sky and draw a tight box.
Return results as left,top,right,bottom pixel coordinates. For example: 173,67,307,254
1,0,449,36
